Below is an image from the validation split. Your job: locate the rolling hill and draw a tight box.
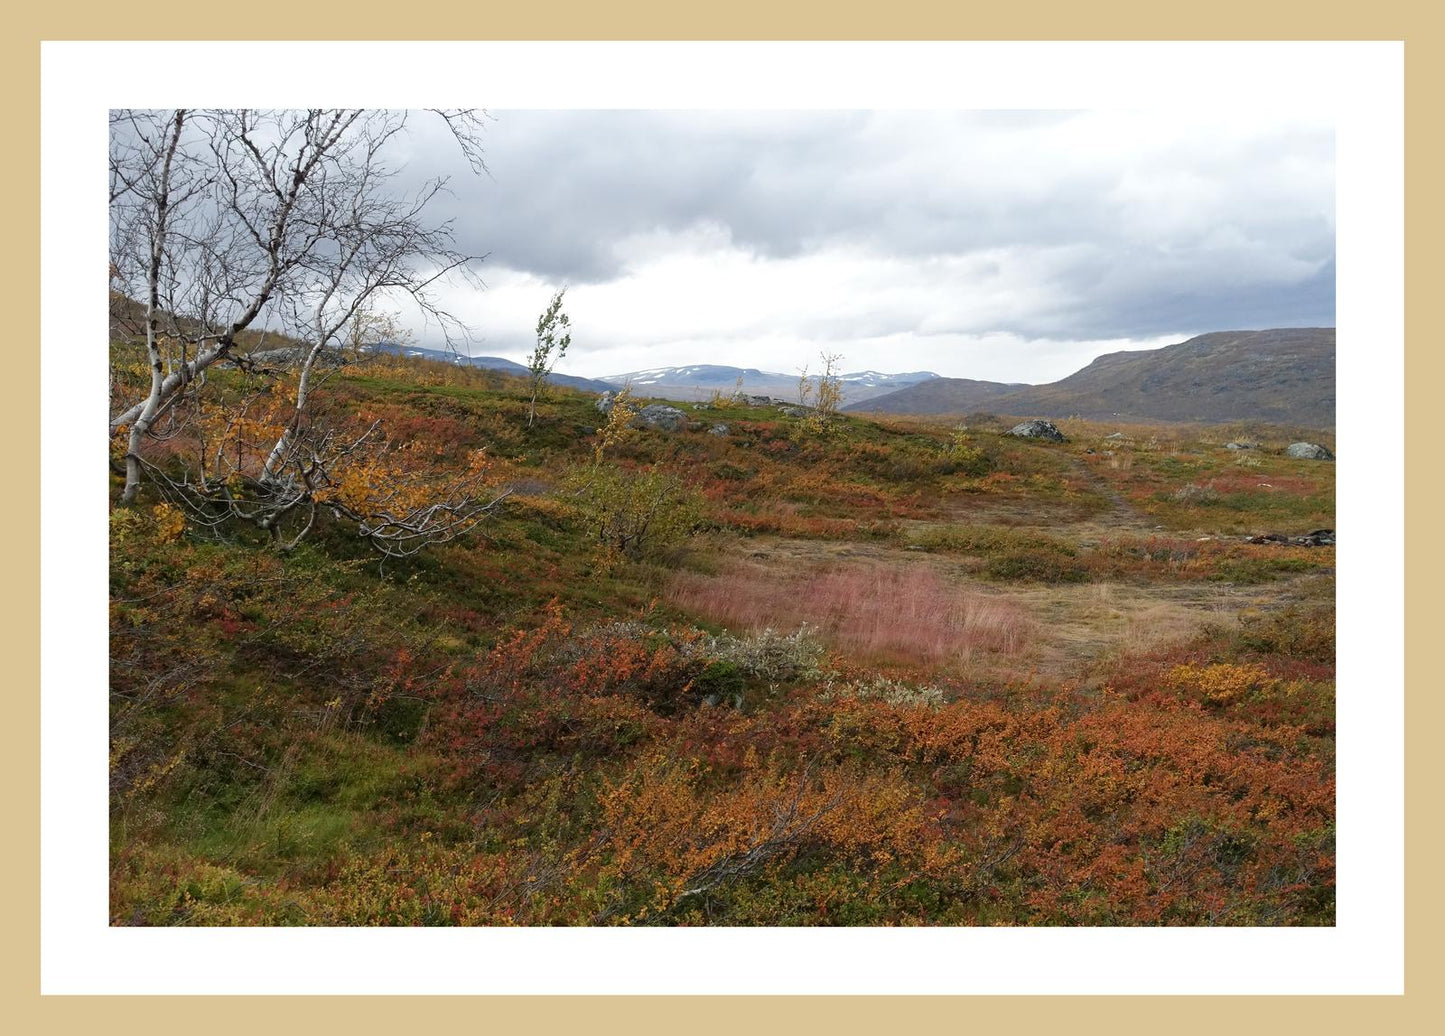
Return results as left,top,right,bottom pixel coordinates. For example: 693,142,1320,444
846,328,1336,428
366,343,615,394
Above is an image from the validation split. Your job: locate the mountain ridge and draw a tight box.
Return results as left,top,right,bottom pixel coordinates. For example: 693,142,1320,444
366,342,615,394
597,365,940,404
844,328,1335,429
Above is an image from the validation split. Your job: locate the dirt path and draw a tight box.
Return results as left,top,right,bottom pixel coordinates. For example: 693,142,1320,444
1059,452,1155,532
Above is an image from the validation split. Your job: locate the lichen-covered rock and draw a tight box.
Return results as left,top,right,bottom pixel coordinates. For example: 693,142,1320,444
1007,419,1067,442
709,423,730,437
634,404,689,432
1225,441,1259,450
1285,442,1334,461
779,406,808,418
595,391,614,414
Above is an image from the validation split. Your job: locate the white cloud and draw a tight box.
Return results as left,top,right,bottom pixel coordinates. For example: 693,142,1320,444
431,235,1187,381
398,108,1333,381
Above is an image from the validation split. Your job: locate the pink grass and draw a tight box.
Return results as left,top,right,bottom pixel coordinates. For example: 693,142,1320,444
667,560,1031,664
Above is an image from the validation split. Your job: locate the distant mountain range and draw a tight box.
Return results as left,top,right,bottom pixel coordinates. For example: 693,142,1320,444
282,328,1335,428
844,328,1336,429
367,343,615,394
598,365,941,404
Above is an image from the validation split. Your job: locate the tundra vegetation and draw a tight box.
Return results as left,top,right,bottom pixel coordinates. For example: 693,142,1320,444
110,344,1335,926
108,110,1334,927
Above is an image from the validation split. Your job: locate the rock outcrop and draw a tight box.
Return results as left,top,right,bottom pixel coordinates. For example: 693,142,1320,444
634,404,689,432
1006,419,1067,443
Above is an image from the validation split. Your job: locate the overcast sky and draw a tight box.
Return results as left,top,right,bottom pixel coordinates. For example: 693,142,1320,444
394,109,1333,383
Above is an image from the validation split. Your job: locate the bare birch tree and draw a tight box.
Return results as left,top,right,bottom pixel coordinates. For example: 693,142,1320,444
108,108,211,503
109,109,506,552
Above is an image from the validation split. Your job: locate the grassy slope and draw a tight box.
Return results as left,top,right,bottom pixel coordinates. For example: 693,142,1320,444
109,352,1336,926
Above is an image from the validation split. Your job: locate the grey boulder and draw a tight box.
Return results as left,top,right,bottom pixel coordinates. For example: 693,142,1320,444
1007,419,1067,443
634,404,689,432
1285,442,1334,461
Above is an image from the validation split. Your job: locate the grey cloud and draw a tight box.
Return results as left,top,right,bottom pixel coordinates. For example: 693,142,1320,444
390,108,1334,346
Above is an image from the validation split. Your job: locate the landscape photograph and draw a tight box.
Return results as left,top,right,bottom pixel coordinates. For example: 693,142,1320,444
107,107,1336,928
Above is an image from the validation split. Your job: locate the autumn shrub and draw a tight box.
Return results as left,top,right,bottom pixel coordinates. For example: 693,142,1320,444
111,519,414,807
557,621,708,715
939,426,991,476
1165,661,1276,706
912,523,1089,583
562,463,704,562
713,504,864,540
1210,556,1317,584
911,523,1072,558
1101,536,1207,566
983,547,1089,584
834,437,988,484
589,754,941,923
710,459,757,483
1214,602,1336,664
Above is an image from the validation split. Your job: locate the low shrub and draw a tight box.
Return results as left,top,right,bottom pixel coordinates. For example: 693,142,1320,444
562,463,704,562
984,548,1089,584
1165,661,1275,706
1210,557,1317,584
819,675,947,709
1220,603,1336,663
1170,482,1221,505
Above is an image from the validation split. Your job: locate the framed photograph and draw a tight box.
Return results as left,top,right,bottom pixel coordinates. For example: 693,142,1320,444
31,29,1413,1014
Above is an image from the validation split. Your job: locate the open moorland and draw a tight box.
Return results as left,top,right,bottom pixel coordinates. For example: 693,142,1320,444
110,346,1335,926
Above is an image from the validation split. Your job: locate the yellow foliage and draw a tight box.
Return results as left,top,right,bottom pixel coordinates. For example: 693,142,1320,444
593,388,639,464
152,503,186,544
322,443,494,518
109,507,145,544
1165,661,1275,705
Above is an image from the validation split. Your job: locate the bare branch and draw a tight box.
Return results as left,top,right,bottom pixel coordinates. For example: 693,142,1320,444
110,108,497,555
